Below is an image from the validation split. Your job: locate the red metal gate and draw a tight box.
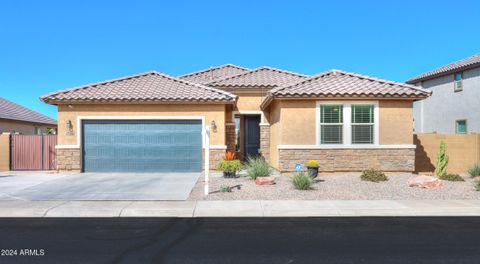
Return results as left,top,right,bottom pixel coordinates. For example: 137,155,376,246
11,135,57,170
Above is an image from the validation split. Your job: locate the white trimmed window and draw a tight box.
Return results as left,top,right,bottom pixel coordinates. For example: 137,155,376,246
454,72,463,92
317,101,379,146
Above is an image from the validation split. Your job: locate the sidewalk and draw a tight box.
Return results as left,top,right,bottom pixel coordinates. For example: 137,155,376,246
1,200,480,217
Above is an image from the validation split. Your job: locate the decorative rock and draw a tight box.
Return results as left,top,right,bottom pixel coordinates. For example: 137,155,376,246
408,175,443,189
255,176,276,185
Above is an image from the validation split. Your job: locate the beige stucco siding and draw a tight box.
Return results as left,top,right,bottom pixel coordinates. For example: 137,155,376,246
57,104,226,146
379,100,413,144
236,94,263,111
268,100,281,169
0,119,54,135
269,99,414,147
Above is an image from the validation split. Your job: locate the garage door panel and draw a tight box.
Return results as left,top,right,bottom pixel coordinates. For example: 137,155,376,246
82,120,202,172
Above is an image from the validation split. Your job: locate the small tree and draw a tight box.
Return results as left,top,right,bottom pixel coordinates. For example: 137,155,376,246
436,141,448,177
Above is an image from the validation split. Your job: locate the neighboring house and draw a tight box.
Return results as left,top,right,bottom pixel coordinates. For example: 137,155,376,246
41,65,430,173
0,97,57,135
406,54,480,134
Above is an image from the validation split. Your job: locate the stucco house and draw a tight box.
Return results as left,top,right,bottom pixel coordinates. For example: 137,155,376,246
407,54,480,134
41,65,431,173
0,97,57,135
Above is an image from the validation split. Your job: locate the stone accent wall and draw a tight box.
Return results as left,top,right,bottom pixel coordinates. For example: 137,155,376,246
260,124,270,162
278,148,415,172
56,148,81,172
203,148,225,170
225,124,236,152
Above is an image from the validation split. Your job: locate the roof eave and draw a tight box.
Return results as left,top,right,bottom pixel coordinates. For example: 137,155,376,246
406,62,480,84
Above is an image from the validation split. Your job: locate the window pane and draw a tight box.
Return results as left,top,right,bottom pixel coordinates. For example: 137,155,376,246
352,105,373,123
455,73,463,81
321,105,343,123
321,125,343,144
456,120,467,134
352,125,373,144
234,116,241,151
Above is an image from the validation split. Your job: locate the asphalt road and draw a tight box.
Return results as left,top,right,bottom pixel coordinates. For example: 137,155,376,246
0,217,478,263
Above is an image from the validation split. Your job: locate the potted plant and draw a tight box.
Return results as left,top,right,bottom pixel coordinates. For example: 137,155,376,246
306,160,319,178
217,151,242,178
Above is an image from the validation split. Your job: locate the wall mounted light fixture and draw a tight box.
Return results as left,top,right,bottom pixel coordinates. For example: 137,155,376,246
66,120,74,135
210,120,217,133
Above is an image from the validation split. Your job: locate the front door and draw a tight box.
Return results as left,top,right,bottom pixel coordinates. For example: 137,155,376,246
244,115,261,159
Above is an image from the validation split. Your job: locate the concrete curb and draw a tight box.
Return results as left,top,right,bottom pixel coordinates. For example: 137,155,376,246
0,200,479,217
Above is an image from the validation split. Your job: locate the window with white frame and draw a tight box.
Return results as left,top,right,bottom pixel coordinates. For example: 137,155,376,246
319,105,343,144
454,72,463,92
351,105,374,144
317,102,378,146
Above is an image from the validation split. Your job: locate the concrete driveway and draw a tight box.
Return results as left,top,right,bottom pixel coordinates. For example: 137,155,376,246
0,172,200,201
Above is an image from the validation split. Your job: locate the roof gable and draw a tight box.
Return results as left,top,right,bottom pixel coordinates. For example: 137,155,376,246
206,66,308,88
407,54,480,83
0,97,57,125
178,64,250,84
262,69,432,109
41,71,237,104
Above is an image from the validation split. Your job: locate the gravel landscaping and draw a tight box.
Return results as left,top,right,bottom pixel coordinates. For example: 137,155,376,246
188,171,480,200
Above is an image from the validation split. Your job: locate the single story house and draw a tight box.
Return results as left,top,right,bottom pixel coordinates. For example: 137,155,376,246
0,97,57,135
41,65,431,173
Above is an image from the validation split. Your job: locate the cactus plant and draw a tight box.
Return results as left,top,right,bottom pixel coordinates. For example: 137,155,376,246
436,141,448,177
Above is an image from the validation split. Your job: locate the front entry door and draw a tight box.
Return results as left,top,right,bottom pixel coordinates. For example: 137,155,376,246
244,115,261,159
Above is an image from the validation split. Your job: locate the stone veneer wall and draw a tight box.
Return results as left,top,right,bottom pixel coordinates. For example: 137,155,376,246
207,149,225,170
225,124,236,152
56,148,81,172
260,124,270,162
278,148,415,172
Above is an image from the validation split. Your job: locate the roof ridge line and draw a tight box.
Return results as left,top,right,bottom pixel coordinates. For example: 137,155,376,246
40,71,158,100
268,69,334,95
177,64,250,78
205,66,307,86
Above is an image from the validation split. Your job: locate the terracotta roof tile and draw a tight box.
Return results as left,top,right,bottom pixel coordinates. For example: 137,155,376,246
262,69,432,109
0,97,57,125
41,71,237,104
406,54,480,83
178,64,250,84
206,66,309,88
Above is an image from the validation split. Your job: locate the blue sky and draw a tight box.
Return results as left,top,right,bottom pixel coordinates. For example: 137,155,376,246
1,0,479,119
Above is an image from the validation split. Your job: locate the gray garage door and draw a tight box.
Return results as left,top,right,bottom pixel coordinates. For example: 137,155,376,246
82,120,202,172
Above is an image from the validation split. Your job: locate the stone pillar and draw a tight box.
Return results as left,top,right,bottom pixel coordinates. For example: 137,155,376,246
259,124,270,162
56,147,81,172
225,123,236,152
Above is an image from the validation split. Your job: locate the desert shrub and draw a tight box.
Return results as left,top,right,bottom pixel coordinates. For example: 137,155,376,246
245,157,273,180
439,173,464,182
292,172,313,190
436,141,448,177
360,169,388,183
219,184,232,193
224,151,235,161
468,164,480,177
474,181,480,191
306,160,319,167
217,160,242,173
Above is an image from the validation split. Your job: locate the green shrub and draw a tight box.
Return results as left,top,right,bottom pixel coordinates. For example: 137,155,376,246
468,164,480,177
360,169,388,183
306,160,319,167
292,172,313,190
219,184,232,193
217,160,242,173
436,141,448,177
474,181,480,192
245,157,273,180
439,173,464,182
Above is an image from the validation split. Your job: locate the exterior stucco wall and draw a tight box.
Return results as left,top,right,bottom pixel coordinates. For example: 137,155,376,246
413,67,480,133
268,100,281,169
379,100,413,144
57,104,226,146
0,119,54,135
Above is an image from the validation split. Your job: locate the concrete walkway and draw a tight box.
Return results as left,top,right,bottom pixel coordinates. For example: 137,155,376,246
1,200,480,217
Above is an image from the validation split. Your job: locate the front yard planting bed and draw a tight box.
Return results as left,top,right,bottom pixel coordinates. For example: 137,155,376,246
188,172,480,200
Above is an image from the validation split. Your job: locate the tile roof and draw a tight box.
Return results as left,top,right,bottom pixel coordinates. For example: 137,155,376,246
0,97,57,125
205,66,309,88
178,64,250,84
406,54,480,84
261,69,432,109
41,71,237,104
